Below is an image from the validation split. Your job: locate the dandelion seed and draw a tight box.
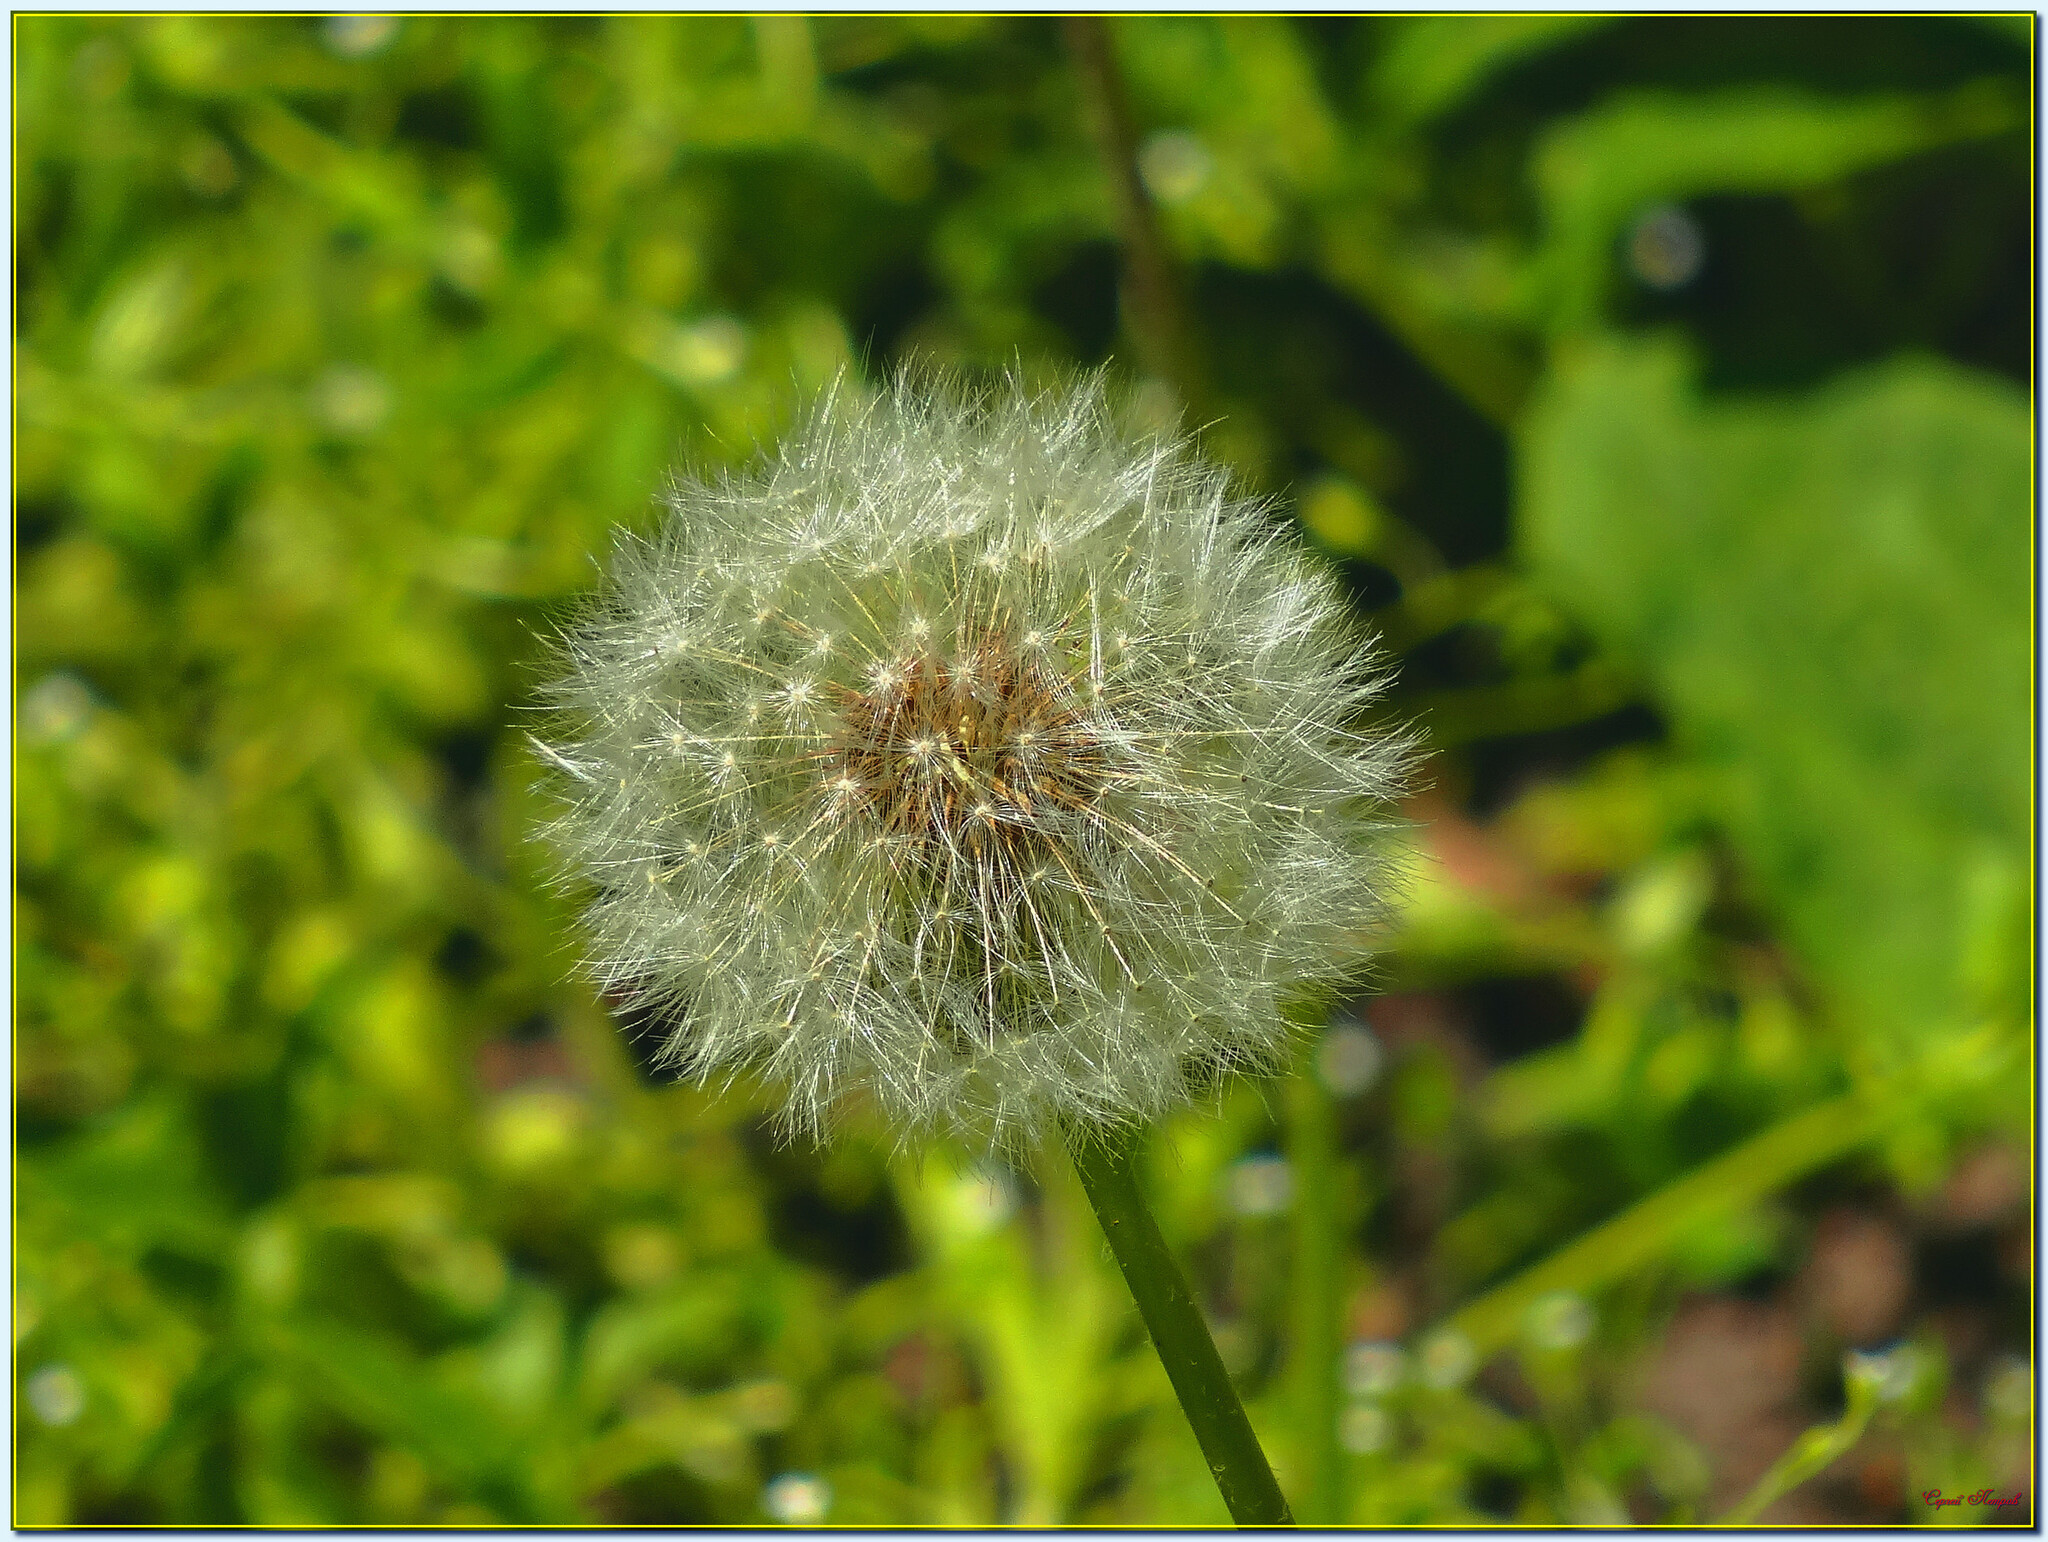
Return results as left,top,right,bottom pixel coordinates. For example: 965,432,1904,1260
534,370,1411,1146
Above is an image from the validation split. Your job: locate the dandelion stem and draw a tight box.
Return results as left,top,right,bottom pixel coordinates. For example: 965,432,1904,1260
1286,1061,1344,1524
1068,1124,1294,1527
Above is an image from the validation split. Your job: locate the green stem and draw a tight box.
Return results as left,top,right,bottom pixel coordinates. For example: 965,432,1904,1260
1067,1125,1294,1527
1285,1064,1343,1524
1062,15,1210,414
1719,1370,1880,1523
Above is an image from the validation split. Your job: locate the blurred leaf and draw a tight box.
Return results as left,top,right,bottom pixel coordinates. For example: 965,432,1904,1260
1520,336,2028,1073
20,1095,232,1259
1667,1202,1787,1289
271,1315,547,1517
1529,84,2022,327
578,1270,770,1412
1368,16,1618,127
1962,14,2032,48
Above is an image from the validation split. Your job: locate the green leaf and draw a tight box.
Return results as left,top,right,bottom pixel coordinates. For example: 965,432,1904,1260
270,1315,540,1516
577,1271,765,1412
1963,14,2033,48
19,1095,233,1259
1368,16,1618,127
1519,336,2029,1066
1528,84,2022,327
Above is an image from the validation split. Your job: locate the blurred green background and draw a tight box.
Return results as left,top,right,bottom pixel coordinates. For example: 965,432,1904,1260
14,14,2032,1526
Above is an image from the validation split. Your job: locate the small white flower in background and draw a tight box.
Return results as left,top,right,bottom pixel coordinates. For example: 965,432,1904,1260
1627,203,1705,291
1844,1343,1919,1406
1138,130,1214,206
439,224,502,296
310,364,391,437
536,371,1411,1148
27,1364,84,1428
1227,1153,1295,1218
1418,1328,1477,1390
1318,1012,1384,1096
1344,1339,1405,1398
1982,1354,2029,1421
21,673,95,745
322,15,398,58
1207,1315,1256,1377
762,1472,831,1525
670,315,748,386
623,313,746,389
1341,1403,1393,1455
1525,1290,1595,1352
1610,849,1712,956
626,313,749,390
731,1377,797,1434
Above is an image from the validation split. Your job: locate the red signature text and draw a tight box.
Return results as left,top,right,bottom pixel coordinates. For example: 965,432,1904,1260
1922,1489,2026,1512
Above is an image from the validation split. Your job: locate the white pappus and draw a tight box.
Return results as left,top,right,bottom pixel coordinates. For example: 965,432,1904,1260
534,370,1413,1148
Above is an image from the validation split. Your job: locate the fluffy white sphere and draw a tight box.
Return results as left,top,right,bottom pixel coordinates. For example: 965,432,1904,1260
536,372,1411,1147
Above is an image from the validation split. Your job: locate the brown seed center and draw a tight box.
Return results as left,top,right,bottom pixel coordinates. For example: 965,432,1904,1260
829,637,1103,860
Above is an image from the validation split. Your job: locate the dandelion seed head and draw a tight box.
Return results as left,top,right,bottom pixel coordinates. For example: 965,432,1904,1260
535,369,1413,1147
